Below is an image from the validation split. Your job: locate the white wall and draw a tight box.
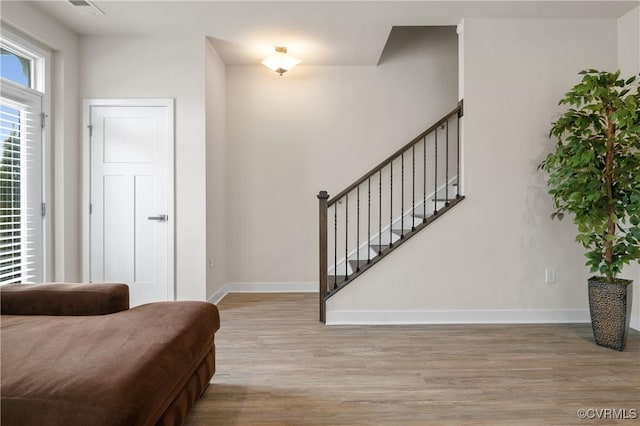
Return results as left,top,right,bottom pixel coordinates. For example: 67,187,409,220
80,35,207,300
226,27,458,285
617,6,640,330
327,18,619,323
1,1,81,281
618,6,640,76
205,39,228,299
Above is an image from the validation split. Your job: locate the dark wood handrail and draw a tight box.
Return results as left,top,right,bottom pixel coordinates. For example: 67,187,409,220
327,100,463,207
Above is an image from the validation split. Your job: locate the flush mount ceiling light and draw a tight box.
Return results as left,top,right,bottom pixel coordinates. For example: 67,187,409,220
262,47,301,76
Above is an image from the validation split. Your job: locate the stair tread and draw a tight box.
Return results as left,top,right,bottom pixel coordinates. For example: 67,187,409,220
328,275,348,287
413,212,436,219
391,228,414,236
370,244,390,253
347,260,367,274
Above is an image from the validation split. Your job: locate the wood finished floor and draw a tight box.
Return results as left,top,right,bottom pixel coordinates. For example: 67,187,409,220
185,293,640,425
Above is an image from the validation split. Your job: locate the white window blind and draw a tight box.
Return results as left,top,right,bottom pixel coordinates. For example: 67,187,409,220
0,87,42,284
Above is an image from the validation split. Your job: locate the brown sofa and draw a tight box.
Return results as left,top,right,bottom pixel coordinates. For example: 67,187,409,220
0,283,220,426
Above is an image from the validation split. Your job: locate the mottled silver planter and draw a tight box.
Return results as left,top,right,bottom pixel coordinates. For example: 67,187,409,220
588,277,633,351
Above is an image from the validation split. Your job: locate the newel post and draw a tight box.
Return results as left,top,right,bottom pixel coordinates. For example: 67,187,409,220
317,190,329,323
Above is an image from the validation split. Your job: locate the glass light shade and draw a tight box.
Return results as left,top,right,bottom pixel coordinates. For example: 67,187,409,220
262,47,301,75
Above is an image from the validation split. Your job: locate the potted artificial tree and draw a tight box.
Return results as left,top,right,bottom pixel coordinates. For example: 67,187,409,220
540,70,640,351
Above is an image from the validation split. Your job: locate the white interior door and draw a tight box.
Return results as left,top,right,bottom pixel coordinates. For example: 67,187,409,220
87,100,174,306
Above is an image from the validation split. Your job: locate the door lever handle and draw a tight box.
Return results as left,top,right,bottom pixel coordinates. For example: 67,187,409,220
148,215,168,222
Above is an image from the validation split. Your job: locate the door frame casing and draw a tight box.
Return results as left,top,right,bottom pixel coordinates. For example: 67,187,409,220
82,98,175,301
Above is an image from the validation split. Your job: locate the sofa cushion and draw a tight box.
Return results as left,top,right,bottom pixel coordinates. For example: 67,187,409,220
0,283,130,316
1,301,220,426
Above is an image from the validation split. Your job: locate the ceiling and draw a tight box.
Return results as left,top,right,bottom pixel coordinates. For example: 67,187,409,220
31,1,640,66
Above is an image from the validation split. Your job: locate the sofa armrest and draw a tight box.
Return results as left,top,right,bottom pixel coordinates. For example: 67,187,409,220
0,283,129,316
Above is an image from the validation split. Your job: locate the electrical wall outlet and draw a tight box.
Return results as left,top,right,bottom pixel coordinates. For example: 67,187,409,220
545,268,556,284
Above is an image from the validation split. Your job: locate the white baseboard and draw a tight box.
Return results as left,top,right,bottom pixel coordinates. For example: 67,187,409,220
207,286,229,305
207,282,317,305
325,309,591,325
631,315,640,331
205,288,640,330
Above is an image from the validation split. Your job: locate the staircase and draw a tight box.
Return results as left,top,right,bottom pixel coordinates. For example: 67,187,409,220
317,100,465,323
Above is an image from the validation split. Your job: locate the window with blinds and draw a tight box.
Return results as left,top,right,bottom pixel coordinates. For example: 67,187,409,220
0,94,42,284
0,29,46,285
